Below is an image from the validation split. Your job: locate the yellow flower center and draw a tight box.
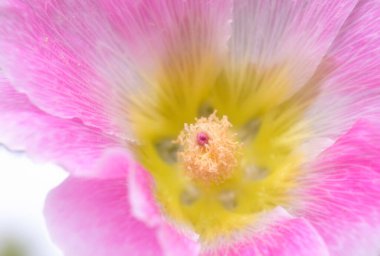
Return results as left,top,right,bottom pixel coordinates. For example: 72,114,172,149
176,113,241,184
128,61,316,243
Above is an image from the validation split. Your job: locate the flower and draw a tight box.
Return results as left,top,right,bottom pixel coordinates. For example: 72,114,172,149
1,0,380,255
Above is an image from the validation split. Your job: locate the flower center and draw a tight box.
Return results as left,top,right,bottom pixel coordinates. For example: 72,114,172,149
176,112,241,184
130,65,310,242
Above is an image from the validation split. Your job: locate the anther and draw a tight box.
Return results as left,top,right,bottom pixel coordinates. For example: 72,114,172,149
176,112,241,184
245,165,268,180
180,186,199,205
219,190,237,210
156,139,179,163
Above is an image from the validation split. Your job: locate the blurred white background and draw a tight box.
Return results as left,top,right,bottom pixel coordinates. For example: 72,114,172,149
0,146,67,256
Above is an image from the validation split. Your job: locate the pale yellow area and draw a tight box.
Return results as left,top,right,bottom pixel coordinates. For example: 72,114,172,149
128,60,313,243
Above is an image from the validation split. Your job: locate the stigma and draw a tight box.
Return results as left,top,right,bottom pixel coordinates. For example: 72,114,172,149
176,112,241,184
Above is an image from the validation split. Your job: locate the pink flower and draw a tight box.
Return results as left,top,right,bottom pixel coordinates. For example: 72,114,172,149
1,1,380,255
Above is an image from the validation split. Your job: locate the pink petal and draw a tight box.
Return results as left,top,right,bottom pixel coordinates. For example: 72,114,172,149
0,73,120,177
157,225,200,256
229,0,357,94
45,175,163,256
202,207,328,256
127,163,162,227
298,120,380,255
45,152,200,256
325,0,380,93
0,2,118,135
305,1,380,141
91,148,135,179
127,159,200,255
98,0,232,67
0,0,233,138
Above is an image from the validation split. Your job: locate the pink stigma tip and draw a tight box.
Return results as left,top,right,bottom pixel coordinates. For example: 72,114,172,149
196,132,209,146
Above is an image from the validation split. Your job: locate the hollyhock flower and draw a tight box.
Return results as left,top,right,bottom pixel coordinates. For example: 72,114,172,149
1,0,380,255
